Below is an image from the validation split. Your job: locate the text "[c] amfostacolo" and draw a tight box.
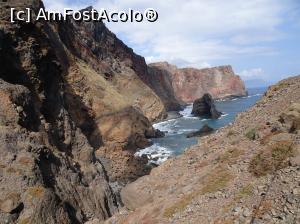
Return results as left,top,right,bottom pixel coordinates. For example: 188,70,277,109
10,8,159,23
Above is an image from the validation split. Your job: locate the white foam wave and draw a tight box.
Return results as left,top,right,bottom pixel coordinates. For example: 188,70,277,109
153,119,177,133
176,128,199,135
135,144,173,165
179,104,194,117
221,113,229,117
242,93,263,99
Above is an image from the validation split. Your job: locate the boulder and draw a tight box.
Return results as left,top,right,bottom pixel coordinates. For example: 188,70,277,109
191,94,222,119
186,124,215,138
145,128,165,138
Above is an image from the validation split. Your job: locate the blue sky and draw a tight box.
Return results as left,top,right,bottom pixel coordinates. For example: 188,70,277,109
44,0,300,85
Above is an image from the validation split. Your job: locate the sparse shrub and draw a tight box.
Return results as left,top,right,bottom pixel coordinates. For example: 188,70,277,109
249,141,294,177
245,128,257,140
227,130,236,137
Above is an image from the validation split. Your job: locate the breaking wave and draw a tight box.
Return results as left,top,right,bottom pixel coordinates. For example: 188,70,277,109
135,144,173,165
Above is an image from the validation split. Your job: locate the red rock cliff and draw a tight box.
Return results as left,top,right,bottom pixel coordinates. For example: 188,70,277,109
149,62,247,103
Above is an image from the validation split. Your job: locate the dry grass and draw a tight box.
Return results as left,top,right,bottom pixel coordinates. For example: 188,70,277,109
163,192,196,218
249,141,294,177
27,186,45,198
235,184,253,200
227,130,236,137
200,169,234,194
217,148,243,165
164,168,234,218
18,218,30,224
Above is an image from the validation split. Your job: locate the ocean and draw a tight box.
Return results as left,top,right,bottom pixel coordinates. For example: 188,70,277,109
135,87,267,164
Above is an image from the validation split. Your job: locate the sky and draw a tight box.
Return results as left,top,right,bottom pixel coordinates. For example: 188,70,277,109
43,0,300,86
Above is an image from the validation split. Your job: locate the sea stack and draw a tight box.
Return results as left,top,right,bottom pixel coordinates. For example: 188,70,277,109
191,94,222,119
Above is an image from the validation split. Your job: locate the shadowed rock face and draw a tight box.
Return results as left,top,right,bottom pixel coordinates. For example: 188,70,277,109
192,94,222,119
147,64,184,111
148,62,247,103
0,1,167,223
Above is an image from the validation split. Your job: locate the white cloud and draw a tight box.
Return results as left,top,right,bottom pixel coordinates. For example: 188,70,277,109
238,68,267,80
43,0,299,68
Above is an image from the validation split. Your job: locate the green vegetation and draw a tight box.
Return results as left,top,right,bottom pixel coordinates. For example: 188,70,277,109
245,128,257,140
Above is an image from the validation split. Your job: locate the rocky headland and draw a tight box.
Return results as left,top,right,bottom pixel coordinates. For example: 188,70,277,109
149,62,247,103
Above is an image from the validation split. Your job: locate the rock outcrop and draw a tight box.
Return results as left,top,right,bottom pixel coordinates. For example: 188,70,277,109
191,93,222,119
106,76,300,224
186,124,215,138
148,62,247,103
0,0,167,223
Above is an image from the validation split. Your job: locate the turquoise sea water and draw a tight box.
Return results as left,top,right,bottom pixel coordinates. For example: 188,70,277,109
136,87,267,164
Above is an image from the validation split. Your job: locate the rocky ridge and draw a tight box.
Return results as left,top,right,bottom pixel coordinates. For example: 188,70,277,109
106,76,300,223
0,0,166,223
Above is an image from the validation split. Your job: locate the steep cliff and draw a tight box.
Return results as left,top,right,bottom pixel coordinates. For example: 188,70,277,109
0,0,166,223
148,62,247,103
107,76,300,224
147,63,184,111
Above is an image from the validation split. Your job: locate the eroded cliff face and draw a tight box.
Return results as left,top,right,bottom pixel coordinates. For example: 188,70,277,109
0,0,165,223
147,63,184,111
148,62,247,103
